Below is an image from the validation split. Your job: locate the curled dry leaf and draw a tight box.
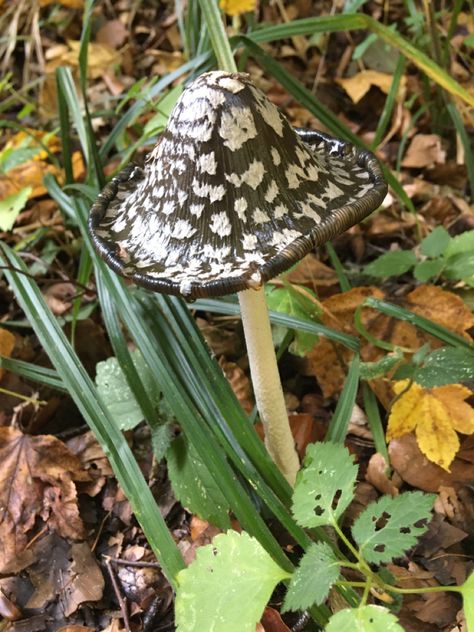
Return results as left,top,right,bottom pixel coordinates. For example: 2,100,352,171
0,427,89,573
387,381,474,471
366,452,401,496
389,434,474,492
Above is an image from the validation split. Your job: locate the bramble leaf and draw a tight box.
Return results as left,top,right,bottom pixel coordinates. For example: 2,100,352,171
387,380,474,470
292,442,358,528
352,491,435,564
282,542,340,612
326,605,404,631
415,347,474,387
175,530,290,632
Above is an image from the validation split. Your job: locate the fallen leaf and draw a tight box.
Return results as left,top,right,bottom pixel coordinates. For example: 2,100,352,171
402,134,446,168
26,534,104,617
220,0,256,16
0,427,89,573
387,381,474,470
337,70,407,104
0,328,15,381
96,19,128,49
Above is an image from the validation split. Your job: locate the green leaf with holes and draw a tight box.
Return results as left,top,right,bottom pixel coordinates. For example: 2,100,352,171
326,605,405,632
282,542,340,612
352,491,435,565
166,434,231,530
292,442,358,528
175,530,290,632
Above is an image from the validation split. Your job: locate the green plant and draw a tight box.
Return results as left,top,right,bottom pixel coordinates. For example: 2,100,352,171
362,227,474,286
175,441,474,631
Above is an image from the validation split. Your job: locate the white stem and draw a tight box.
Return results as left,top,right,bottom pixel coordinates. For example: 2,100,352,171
238,287,300,485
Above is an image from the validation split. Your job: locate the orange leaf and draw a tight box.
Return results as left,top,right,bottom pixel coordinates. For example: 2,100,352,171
387,380,474,471
0,328,15,381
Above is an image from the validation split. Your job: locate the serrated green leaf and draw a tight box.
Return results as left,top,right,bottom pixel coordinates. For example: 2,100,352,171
167,434,231,530
292,442,358,528
282,542,340,612
444,230,474,259
443,251,474,285
265,284,321,356
95,349,159,430
326,605,404,632
420,226,451,257
0,187,32,231
175,530,290,632
363,250,416,278
413,258,445,282
459,571,474,630
415,347,474,387
352,491,435,564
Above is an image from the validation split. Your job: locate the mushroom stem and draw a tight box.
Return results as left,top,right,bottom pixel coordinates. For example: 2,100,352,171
238,287,300,486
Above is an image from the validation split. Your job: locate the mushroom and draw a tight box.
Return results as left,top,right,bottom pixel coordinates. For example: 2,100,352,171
89,71,387,485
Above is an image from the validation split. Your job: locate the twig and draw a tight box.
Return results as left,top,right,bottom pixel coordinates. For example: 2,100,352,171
104,556,132,632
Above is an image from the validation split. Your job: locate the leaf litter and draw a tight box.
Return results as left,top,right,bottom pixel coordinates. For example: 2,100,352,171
0,0,473,630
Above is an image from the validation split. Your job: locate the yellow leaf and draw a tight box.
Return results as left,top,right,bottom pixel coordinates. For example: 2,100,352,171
387,380,474,471
220,0,256,17
0,328,15,381
336,70,407,104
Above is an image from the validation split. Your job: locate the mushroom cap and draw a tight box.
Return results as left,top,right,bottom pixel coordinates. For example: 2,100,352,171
89,71,387,299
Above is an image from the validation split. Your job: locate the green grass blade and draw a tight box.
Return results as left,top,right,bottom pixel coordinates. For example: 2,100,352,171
363,297,474,350
326,243,351,292
372,55,406,150
55,67,90,166
446,101,474,201
97,265,293,571
0,356,65,391
325,354,360,443
197,0,237,72
362,382,390,466
193,297,360,351
0,243,185,585
248,15,474,106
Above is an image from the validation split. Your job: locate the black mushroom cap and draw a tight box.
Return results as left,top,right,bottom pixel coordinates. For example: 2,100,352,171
89,71,387,300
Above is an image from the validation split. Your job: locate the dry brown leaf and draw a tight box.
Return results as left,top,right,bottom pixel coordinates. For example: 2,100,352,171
405,285,474,341
0,427,89,573
96,19,128,49
26,535,104,617
389,434,474,492
260,606,292,631
402,134,446,168
0,328,15,381
337,70,407,104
